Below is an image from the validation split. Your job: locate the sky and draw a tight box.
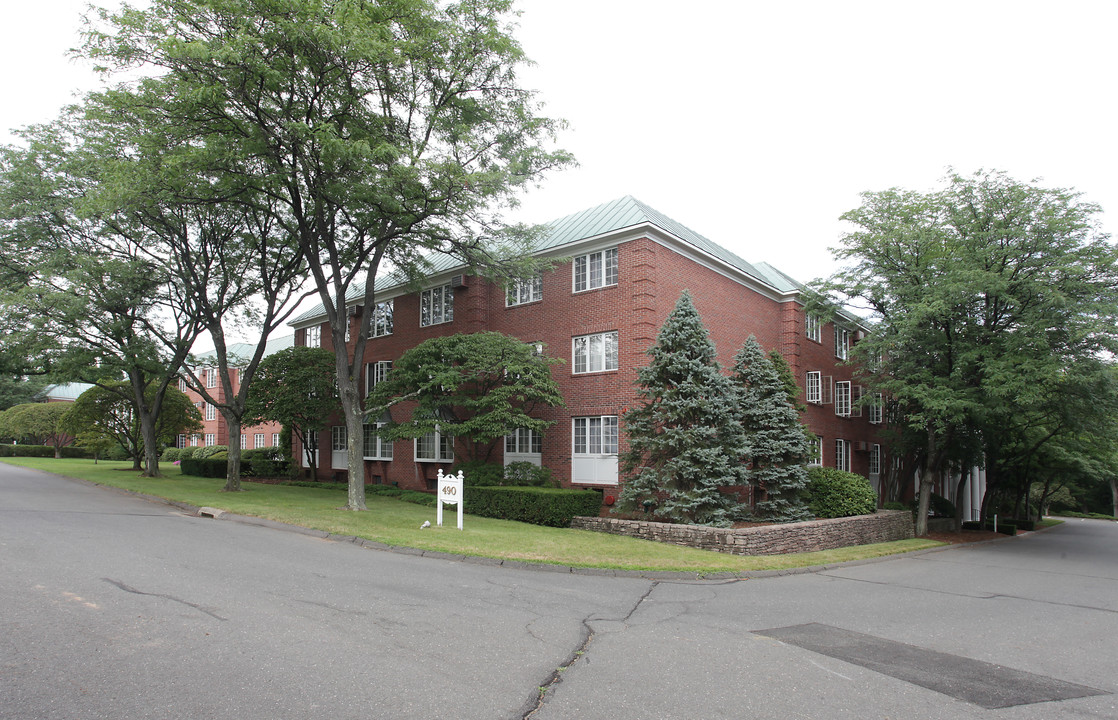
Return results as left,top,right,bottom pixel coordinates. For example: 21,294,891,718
3,0,1116,289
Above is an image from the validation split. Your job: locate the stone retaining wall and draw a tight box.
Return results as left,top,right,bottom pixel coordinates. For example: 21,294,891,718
570,510,914,556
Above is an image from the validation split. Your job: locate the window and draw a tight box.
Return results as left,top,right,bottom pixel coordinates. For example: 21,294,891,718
205,403,216,421
808,436,823,466
371,300,393,338
573,248,618,292
869,393,883,424
806,371,822,404
805,313,821,343
206,368,216,388
573,331,618,374
305,325,321,348
363,423,393,460
240,434,247,449
834,327,850,360
191,434,200,447
573,416,618,455
507,276,543,306
415,428,454,462
331,426,347,452
506,428,542,455
254,433,265,448
869,443,881,477
272,433,280,447
366,360,393,391
177,434,186,449
835,439,851,472
178,377,188,392
205,433,215,447
420,285,454,327
851,385,864,418
835,381,852,417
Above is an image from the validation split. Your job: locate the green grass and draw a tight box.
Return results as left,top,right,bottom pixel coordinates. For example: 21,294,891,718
3,458,944,573
1035,518,1065,529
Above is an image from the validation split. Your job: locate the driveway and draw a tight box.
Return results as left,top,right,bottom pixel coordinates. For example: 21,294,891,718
2,463,1115,719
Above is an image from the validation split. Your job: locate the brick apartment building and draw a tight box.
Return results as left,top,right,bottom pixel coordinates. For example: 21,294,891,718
176,335,293,451
289,196,887,496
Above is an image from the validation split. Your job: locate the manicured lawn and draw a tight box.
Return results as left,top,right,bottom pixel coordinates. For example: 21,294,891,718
3,458,944,573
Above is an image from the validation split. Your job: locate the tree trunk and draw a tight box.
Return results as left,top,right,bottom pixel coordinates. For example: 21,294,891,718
340,379,366,511
1110,477,1117,518
223,414,243,492
138,415,161,477
914,465,933,536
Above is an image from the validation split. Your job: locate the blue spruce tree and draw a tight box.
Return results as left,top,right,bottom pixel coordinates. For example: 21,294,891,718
616,291,749,526
731,335,813,522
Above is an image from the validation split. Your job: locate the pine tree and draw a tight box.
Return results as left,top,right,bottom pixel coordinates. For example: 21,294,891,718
732,336,813,522
616,291,749,526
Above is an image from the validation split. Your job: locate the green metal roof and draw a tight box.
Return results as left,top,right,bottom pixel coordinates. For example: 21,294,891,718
192,333,294,364
291,196,803,326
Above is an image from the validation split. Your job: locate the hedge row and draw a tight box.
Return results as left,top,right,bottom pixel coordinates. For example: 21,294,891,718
179,457,229,478
463,486,602,527
0,444,90,458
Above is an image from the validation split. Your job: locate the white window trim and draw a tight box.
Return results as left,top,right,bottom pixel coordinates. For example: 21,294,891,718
808,436,823,466
835,327,850,360
835,439,851,472
805,313,821,343
572,416,619,456
573,331,619,374
254,433,266,448
205,403,216,421
366,360,393,391
371,300,394,338
205,368,216,388
204,433,216,447
869,393,883,424
414,427,454,462
331,425,347,452
869,443,881,477
240,434,247,449
573,248,618,293
272,433,280,447
835,381,852,417
506,276,543,306
363,422,393,461
505,428,543,455
420,285,454,327
806,371,822,404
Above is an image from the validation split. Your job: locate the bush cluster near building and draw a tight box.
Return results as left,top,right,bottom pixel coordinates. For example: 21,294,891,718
805,467,877,519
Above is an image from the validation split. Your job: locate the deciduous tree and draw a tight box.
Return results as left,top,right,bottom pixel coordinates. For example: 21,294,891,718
366,332,563,463
82,0,572,510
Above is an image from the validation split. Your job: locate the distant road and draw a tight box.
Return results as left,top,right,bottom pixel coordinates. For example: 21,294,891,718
3,463,1115,719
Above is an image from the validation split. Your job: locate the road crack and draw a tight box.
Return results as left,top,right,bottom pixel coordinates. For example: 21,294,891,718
103,578,227,621
521,581,659,719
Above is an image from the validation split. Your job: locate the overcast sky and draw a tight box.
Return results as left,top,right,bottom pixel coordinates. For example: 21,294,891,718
3,0,1115,288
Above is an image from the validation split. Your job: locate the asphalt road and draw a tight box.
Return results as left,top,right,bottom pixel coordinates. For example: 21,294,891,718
2,464,1116,719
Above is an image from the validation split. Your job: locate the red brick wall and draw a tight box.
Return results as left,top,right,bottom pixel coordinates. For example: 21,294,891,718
296,232,888,493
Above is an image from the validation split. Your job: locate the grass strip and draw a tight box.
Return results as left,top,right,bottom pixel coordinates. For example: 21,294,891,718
3,458,943,573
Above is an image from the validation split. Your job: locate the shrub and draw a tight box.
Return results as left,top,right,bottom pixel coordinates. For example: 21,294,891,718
241,447,292,478
161,447,182,462
178,447,197,460
0,444,55,458
504,461,556,487
464,487,602,527
1014,519,1036,532
453,460,505,487
196,444,228,459
60,446,91,459
104,445,131,461
805,467,877,519
179,457,228,478
882,501,908,512
930,493,956,518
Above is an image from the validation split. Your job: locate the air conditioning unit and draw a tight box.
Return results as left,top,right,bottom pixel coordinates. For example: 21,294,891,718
855,330,866,341
347,304,363,317
450,274,468,289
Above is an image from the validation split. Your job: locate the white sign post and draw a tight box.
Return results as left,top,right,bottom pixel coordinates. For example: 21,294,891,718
436,468,464,530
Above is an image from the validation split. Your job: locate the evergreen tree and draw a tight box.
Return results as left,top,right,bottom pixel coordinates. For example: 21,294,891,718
616,292,748,526
732,336,813,522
